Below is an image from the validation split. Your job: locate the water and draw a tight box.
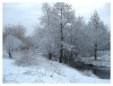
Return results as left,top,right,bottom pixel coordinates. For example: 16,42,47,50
93,68,110,79
73,62,110,79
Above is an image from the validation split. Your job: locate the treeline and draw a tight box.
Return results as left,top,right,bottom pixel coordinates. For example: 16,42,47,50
3,2,110,65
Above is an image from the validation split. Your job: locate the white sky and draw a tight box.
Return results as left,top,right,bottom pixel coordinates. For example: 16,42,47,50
3,0,110,35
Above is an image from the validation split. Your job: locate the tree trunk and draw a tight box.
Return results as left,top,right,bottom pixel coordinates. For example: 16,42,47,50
59,8,64,63
8,50,12,58
59,45,63,63
94,44,97,60
59,23,64,63
48,52,52,60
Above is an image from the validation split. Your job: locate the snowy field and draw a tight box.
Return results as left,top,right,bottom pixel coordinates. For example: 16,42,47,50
3,54,110,83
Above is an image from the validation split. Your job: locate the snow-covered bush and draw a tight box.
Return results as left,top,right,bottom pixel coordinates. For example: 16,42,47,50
14,49,38,66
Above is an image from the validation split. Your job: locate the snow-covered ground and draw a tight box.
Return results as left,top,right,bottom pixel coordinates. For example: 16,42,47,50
3,54,110,83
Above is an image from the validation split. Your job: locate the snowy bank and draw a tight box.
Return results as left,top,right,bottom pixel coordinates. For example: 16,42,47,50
3,57,110,83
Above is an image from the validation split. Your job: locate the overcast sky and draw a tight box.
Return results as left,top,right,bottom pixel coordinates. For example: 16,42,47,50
3,0,110,35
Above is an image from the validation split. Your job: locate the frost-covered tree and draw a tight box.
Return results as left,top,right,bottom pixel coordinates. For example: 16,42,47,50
38,2,75,62
4,35,23,58
3,25,26,58
88,11,100,60
4,25,26,39
33,27,58,59
87,11,110,60
71,17,89,56
52,2,75,62
40,3,54,59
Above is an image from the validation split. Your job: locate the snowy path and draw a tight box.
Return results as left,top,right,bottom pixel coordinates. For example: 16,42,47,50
3,56,110,83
